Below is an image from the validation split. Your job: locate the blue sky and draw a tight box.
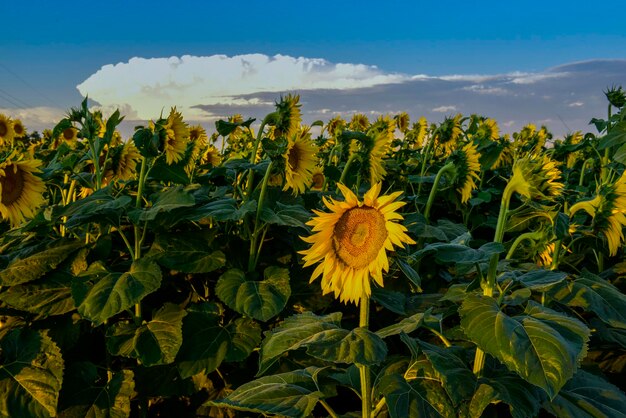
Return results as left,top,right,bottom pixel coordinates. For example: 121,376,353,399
1,0,625,135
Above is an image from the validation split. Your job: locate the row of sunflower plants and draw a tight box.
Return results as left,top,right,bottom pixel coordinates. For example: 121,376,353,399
0,88,625,418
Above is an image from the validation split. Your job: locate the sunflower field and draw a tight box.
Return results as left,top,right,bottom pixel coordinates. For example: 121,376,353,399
0,88,625,418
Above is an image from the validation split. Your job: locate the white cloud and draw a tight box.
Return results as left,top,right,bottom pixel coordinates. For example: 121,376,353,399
462,84,509,95
77,54,410,120
0,106,66,132
568,101,584,107
432,105,457,113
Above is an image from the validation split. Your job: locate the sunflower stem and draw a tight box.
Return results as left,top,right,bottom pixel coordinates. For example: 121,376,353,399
424,162,455,222
338,153,359,189
505,230,541,260
473,182,512,376
133,156,149,323
319,400,339,418
358,295,372,418
417,137,434,197
248,160,274,273
244,115,273,201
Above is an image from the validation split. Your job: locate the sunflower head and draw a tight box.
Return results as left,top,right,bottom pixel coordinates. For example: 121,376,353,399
435,114,463,156
272,94,302,139
0,154,47,227
476,118,499,141
202,145,221,167
450,142,481,203
283,126,318,195
605,85,626,108
112,141,141,181
300,183,415,305
569,174,626,256
164,107,190,165
394,112,410,133
404,116,428,149
349,114,370,132
0,114,15,147
12,119,26,139
507,154,563,201
563,131,584,168
310,167,325,191
360,125,392,185
57,126,79,149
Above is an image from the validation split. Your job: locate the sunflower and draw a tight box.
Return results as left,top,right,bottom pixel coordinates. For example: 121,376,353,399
394,112,410,133
507,154,563,201
202,145,221,167
435,114,463,156
12,119,26,138
114,141,141,181
283,127,318,195
189,125,208,146
452,142,481,203
300,183,415,305
349,113,370,131
58,126,79,148
273,94,302,139
569,173,626,256
405,116,428,149
164,107,190,165
0,114,15,147
564,131,583,169
310,167,325,191
476,118,499,141
492,136,514,169
363,127,392,185
0,155,46,227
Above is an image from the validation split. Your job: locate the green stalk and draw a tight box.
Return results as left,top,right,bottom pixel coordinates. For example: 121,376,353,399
424,162,455,222
244,114,274,200
133,156,149,322
338,153,359,189
505,230,543,260
473,183,513,375
417,138,434,197
579,158,593,187
248,160,274,272
358,296,371,418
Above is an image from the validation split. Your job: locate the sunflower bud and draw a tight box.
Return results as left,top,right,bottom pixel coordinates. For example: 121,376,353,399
605,85,626,108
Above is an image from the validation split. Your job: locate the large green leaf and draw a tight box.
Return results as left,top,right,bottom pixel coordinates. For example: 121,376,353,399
376,312,427,338
550,270,626,329
54,189,132,229
215,267,290,322
58,363,134,418
0,271,75,319
466,373,544,418
199,198,257,221
460,296,589,398
128,186,195,223
299,327,387,366
0,329,64,418
378,373,455,418
260,202,311,229
72,259,162,325
206,367,333,418
502,269,568,291
148,233,225,274
176,303,230,379
258,312,343,375
0,240,83,286
413,241,504,265
106,303,186,366
148,158,190,184
224,318,262,363
417,339,476,406
543,369,626,418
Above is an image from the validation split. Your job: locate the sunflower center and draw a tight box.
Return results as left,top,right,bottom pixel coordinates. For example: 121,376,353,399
333,206,388,269
62,128,74,140
1,165,25,205
288,145,300,170
312,172,324,189
0,122,7,137
14,124,24,135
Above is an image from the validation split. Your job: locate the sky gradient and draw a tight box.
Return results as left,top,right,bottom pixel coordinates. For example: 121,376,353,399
1,0,625,136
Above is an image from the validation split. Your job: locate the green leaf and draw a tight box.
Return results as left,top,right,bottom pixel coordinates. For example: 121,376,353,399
301,327,387,366
371,287,407,315
206,367,332,418
550,270,626,329
176,303,229,378
129,186,195,223
413,241,505,265
200,198,257,221
215,267,290,322
418,339,476,406
0,240,83,286
148,158,190,184
504,269,568,291
215,117,255,136
460,296,590,398
149,233,225,273
133,126,161,158
258,312,343,375
0,329,64,418
54,189,132,228
58,363,134,418
224,318,262,362
72,259,162,325
397,258,422,290
0,271,75,319
106,303,186,366
543,369,626,418
467,373,543,418
378,373,455,418
376,312,426,338
260,202,311,229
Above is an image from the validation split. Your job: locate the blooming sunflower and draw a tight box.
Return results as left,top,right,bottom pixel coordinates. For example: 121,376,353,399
12,119,26,139
0,114,15,147
164,107,190,165
564,131,583,169
435,114,463,156
273,94,302,139
0,155,47,227
507,154,563,201
569,173,626,256
310,167,325,191
476,118,499,141
452,142,481,203
113,141,141,181
202,145,221,167
349,113,370,131
59,127,79,148
405,116,428,149
300,183,415,305
492,136,514,169
283,127,318,195
363,128,392,185
394,112,410,133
